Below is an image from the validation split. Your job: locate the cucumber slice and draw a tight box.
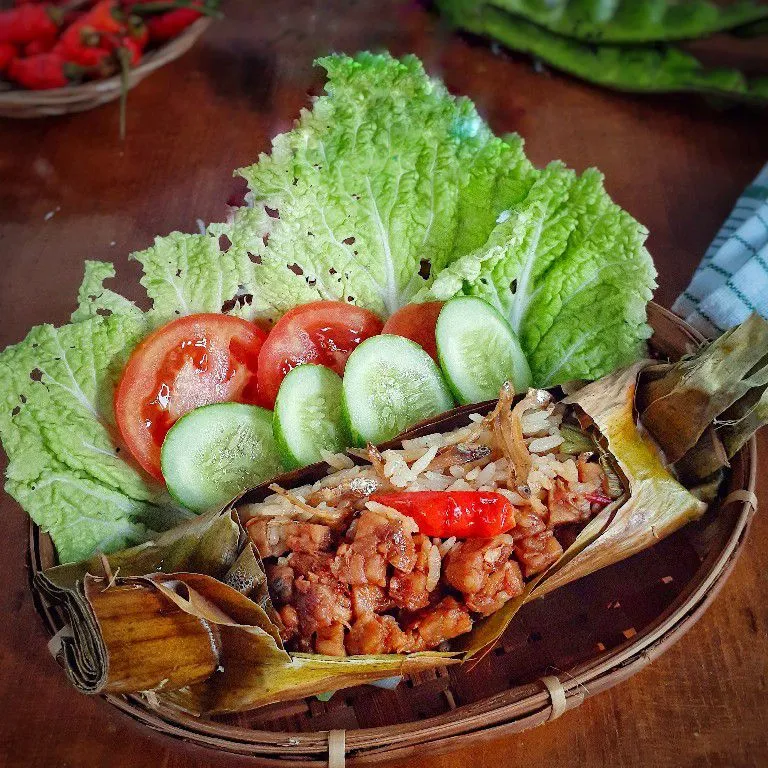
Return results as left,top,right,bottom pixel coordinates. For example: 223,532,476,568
342,334,454,446
161,403,283,512
274,364,351,469
436,296,532,404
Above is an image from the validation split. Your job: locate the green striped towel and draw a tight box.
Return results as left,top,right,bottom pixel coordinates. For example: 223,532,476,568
673,162,768,338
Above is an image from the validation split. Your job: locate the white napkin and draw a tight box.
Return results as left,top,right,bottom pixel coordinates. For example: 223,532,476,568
673,162,768,339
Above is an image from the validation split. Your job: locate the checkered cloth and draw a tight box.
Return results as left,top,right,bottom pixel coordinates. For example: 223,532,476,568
673,162,768,338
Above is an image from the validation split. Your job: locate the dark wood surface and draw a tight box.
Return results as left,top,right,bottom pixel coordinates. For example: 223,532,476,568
1,1,767,766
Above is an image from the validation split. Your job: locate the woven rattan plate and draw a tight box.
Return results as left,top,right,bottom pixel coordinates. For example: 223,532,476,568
28,303,758,766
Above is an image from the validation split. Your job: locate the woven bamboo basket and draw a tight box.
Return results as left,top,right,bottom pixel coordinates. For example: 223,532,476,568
27,302,759,766
0,17,211,118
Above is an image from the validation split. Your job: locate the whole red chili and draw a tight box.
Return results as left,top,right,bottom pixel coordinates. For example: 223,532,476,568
81,0,123,34
24,37,55,56
59,41,111,67
15,0,75,5
0,5,61,46
370,491,517,538
58,20,99,50
60,1,122,47
8,52,72,89
145,5,201,42
0,42,16,72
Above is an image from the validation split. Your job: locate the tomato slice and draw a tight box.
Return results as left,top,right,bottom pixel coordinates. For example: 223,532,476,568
256,301,383,408
115,314,267,480
381,301,443,361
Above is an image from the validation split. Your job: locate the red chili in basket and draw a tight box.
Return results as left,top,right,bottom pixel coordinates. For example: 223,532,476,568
7,52,71,89
370,490,516,538
82,0,123,34
145,5,202,42
24,37,55,56
53,35,111,67
0,42,16,72
0,5,60,46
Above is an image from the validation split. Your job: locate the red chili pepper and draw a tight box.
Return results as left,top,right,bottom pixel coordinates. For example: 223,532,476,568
53,36,111,67
0,5,60,46
15,0,79,6
370,491,516,538
63,9,85,27
584,490,612,506
8,52,71,89
81,0,123,33
59,21,99,50
24,37,55,55
0,42,16,72
145,5,201,42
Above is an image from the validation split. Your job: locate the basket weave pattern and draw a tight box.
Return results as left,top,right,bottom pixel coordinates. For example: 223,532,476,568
0,18,211,118
28,304,758,765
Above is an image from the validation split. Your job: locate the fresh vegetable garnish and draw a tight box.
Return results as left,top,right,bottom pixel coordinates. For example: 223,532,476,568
381,302,443,362
115,313,267,480
436,296,531,403
273,364,350,470
227,55,655,384
0,53,656,564
427,163,656,384
256,301,383,409
370,490,516,538
342,334,454,446
160,402,281,511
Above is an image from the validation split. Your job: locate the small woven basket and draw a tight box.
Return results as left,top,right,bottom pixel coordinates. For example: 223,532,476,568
0,17,211,118
28,303,758,766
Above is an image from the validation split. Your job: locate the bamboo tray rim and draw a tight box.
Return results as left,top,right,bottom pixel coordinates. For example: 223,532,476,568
26,302,759,763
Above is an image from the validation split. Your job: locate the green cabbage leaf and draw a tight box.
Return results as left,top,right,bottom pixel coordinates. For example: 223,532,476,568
423,163,656,384
0,52,655,562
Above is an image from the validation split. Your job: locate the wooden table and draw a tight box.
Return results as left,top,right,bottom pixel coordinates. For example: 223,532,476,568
1,1,766,766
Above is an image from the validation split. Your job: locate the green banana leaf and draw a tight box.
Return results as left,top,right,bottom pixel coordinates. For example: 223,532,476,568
639,314,768,463
36,508,456,714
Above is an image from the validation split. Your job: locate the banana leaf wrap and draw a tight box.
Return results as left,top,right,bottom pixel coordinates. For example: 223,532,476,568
35,317,767,712
36,507,454,714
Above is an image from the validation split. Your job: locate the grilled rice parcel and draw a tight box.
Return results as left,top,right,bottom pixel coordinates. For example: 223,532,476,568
241,385,621,657
35,316,768,713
